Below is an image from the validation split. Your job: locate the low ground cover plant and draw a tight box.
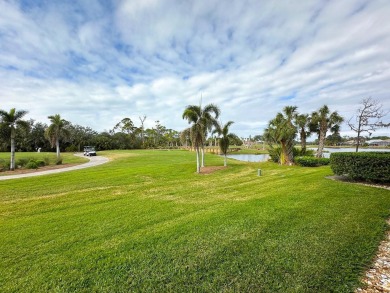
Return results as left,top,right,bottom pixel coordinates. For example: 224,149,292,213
0,150,389,292
330,152,390,183
0,152,87,172
295,156,330,167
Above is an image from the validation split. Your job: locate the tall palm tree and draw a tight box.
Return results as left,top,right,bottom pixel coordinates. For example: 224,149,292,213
264,106,297,165
45,114,70,158
311,105,344,158
295,113,310,154
0,108,29,170
182,103,220,173
213,121,235,166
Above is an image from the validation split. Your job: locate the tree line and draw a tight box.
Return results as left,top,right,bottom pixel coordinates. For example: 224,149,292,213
264,98,389,165
0,109,188,170
1,97,387,171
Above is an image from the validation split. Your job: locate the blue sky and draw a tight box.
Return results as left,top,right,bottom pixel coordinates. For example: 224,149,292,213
1,0,389,138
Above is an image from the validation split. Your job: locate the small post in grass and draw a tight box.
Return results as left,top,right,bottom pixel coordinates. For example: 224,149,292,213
257,169,262,176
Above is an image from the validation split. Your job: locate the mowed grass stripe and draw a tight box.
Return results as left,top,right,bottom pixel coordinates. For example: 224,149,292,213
0,150,389,292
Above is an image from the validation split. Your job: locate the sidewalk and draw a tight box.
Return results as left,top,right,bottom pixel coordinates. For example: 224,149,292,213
0,154,109,181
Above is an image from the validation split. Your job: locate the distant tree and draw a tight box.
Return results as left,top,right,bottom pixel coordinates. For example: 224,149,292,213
310,105,343,158
229,134,243,146
139,115,147,146
67,124,97,151
213,121,235,166
264,106,297,165
325,125,342,146
295,113,310,154
253,135,264,142
32,122,50,151
15,119,33,151
46,114,70,158
180,128,191,147
347,97,389,152
0,108,29,170
114,118,135,135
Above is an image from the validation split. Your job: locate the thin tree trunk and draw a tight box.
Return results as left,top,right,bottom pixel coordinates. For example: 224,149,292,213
224,154,227,167
355,123,362,152
317,129,326,158
301,130,306,154
56,138,60,158
10,130,15,171
196,147,200,173
355,133,360,152
280,142,287,165
201,147,205,167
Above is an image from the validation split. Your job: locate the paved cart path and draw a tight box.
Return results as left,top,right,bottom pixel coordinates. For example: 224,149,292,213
0,154,109,180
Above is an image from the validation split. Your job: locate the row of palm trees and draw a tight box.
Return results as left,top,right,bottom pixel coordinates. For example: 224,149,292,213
0,109,68,170
264,105,344,165
182,103,235,173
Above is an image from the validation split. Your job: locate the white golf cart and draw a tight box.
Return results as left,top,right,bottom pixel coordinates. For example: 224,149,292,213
83,146,97,156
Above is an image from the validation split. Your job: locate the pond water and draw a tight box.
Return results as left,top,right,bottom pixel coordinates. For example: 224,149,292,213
310,147,389,158
225,154,270,162
226,148,389,162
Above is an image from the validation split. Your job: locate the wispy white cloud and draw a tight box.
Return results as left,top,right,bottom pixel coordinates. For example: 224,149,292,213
0,0,389,138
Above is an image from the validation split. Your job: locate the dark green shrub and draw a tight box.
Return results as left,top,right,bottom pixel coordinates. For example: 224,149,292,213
65,145,78,152
26,160,39,169
299,149,315,157
36,160,46,167
43,157,51,166
55,157,63,165
268,147,281,163
295,156,330,167
0,159,10,171
330,152,390,183
16,158,30,168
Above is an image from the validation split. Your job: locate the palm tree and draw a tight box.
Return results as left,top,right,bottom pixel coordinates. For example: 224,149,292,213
0,108,29,170
295,113,310,154
45,114,70,158
213,121,235,166
182,103,220,173
311,105,344,158
264,106,297,165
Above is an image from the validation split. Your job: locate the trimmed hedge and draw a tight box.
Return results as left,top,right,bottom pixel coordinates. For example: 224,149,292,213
295,156,330,167
330,152,390,183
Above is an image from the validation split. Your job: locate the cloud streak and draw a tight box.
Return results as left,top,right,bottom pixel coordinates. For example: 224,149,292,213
0,0,389,137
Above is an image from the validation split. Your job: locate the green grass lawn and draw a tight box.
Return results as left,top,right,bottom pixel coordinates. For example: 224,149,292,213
0,150,389,292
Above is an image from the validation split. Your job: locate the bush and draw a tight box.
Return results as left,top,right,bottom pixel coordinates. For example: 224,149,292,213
16,158,30,168
0,159,10,171
26,160,39,169
55,157,63,165
299,149,315,157
330,152,390,183
65,145,78,152
268,147,281,163
35,160,46,167
43,157,51,166
295,156,330,167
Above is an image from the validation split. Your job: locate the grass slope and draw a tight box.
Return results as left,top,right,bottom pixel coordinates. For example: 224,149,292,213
0,150,389,292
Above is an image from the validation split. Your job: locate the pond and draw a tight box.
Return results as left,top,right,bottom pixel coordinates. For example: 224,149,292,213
226,148,389,162
310,147,389,158
225,154,270,162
